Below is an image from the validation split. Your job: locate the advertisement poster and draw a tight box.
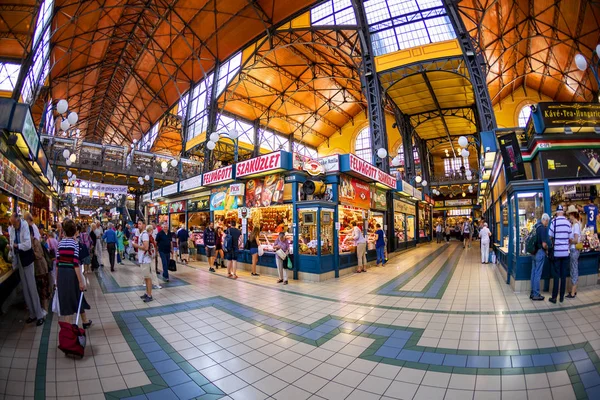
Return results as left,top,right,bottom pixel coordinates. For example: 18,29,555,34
498,132,526,182
245,174,285,207
188,197,209,212
169,201,186,213
0,152,34,202
340,175,371,209
371,187,387,211
541,149,600,179
535,103,600,133
210,186,238,211
159,204,169,214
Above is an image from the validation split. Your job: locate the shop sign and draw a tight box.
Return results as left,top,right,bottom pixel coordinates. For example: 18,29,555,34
37,146,48,174
238,207,250,219
203,165,233,186
347,154,396,189
445,199,472,207
229,183,245,196
162,183,178,196
210,186,238,211
534,103,600,133
21,109,39,157
340,175,371,209
434,200,444,207
169,201,186,213
142,193,151,202
394,199,415,215
400,181,415,197
563,185,576,195
246,174,285,207
498,132,526,182
0,151,34,202
371,187,387,211
45,166,54,187
413,188,423,200
541,149,600,178
180,175,203,192
187,197,209,212
321,155,340,173
152,189,162,199
236,151,283,178
424,195,435,206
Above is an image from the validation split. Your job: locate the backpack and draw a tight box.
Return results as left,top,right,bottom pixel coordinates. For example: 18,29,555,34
525,223,541,255
223,229,233,253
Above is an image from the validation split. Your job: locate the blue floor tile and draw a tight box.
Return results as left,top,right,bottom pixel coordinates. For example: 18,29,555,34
391,330,412,339
141,342,162,354
569,348,588,361
153,359,180,374
135,335,156,345
363,326,377,334
302,330,325,340
323,319,344,327
531,354,553,367
162,370,192,386
146,388,179,400
287,326,309,336
443,354,467,368
375,346,401,359
373,327,395,337
580,371,600,389
171,381,206,400
123,396,148,400
383,338,408,349
147,350,171,363
551,351,571,365
575,359,596,374
586,385,600,400
467,356,489,368
313,324,336,334
397,350,423,362
511,355,533,368
419,352,445,366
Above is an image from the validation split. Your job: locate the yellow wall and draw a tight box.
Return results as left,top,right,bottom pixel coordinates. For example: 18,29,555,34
317,111,401,156
493,86,552,128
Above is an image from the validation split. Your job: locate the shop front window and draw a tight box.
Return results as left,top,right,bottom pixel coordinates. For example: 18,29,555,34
298,208,318,255
250,205,292,253
407,215,415,241
368,211,384,250
339,206,365,253
394,212,406,243
321,209,334,255
188,211,210,231
170,213,186,230
517,192,544,255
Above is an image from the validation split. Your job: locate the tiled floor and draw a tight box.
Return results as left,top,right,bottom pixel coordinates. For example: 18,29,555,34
1,241,600,399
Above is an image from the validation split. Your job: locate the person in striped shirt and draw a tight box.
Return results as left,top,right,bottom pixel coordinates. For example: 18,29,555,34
548,205,573,304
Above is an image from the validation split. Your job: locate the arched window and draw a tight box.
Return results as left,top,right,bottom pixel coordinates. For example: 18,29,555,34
355,127,372,163
518,105,532,128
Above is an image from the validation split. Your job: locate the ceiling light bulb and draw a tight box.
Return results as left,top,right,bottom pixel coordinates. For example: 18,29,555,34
56,99,68,114
415,176,422,183
377,148,387,159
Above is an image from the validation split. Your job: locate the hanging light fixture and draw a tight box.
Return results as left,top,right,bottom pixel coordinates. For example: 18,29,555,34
160,161,168,169
377,148,388,159
62,149,70,159
207,141,216,150
170,159,178,168
421,180,428,187
458,136,468,148
462,192,466,197
228,130,239,140
56,99,69,114
69,153,77,163
415,176,422,184
209,132,220,142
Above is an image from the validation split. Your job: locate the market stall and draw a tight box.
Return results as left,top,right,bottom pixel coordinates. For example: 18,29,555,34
168,200,186,230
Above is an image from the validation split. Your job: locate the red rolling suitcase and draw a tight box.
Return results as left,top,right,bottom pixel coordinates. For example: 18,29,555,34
58,293,87,359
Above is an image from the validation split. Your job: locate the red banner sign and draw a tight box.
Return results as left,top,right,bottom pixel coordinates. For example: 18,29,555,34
202,165,233,186
340,175,371,209
348,154,396,189
236,152,282,178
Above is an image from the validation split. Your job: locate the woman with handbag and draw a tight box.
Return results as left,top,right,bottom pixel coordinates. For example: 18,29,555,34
9,214,45,326
247,227,260,276
567,205,581,298
56,218,92,328
25,214,50,312
273,232,289,285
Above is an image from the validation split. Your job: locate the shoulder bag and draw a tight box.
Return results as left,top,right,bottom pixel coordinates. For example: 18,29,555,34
548,219,556,261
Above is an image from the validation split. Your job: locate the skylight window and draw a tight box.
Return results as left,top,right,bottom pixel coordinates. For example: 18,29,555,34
217,52,242,96
311,0,356,25
0,63,20,92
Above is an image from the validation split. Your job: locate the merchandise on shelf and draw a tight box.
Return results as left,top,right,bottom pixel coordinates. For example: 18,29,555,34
338,206,365,254
248,205,291,233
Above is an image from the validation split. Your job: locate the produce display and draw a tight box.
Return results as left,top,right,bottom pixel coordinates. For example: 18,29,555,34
249,205,291,233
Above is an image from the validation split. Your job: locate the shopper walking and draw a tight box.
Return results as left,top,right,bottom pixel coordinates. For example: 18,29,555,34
478,223,492,264
567,205,581,299
215,227,225,269
155,222,171,282
116,225,125,265
204,222,217,272
375,224,385,267
93,222,104,267
177,224,190,264
47,231,59,286
530,214,550,301
134,221,156,302
435,222,443,244
247,226,260,276
462,219,472,248
103,223,118,271
352,221,367,273
445,223,451,242
56,218,92,328
225,221,241,279
273,232,289,285
548,205,573,303
9,214,45,326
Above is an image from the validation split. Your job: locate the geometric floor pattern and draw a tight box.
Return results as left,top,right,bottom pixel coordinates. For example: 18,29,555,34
2,241,600,399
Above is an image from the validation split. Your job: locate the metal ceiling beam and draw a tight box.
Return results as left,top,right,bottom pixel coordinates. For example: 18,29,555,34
410,107,476,129
420,71,456,157
225,91,329,141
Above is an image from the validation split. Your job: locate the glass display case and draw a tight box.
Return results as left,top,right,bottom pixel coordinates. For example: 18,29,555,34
367,211,384,250
248,205,292,233
214,210,239,229
394,212,406,243
170,213,186,229
338,206,366,254
407,215,415,241
320,209,333,255
188,211,210,231
517,192,544,255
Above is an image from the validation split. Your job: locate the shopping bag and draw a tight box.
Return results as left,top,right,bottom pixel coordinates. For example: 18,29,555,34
276,249,287,260
286,257,293,270
257,245,265,257
51,289,60,316
168,259,177,271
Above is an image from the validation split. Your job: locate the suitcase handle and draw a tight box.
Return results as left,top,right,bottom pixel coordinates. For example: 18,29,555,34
75,292,84,326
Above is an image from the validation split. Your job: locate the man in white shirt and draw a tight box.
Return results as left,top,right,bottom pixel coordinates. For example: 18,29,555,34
352,221,367,273
478,223,492,264
133,221,154,303
435,222,443,244
9,214,45,325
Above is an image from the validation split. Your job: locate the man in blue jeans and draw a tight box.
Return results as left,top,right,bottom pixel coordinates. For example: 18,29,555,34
531,213,549,301
375,224,385,267
155,222,172,282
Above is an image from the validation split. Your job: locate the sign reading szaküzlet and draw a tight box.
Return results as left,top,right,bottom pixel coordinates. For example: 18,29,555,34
348,154,396,189
236,151,282,178
202,165,233,185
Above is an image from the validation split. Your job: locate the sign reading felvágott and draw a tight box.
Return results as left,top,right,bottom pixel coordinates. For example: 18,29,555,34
236,152,282,178
348,154,396,189
203,165,233,186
